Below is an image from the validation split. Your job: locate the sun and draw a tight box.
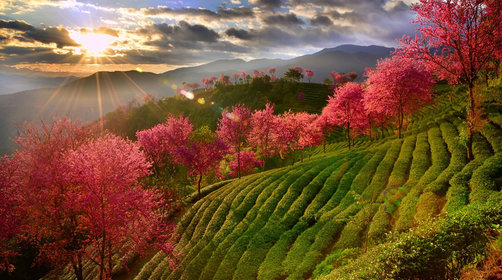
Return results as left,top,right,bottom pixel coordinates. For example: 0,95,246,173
71,32,115,56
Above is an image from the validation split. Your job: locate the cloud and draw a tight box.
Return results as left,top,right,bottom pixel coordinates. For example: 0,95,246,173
225,28,254,40
263,13,305,26
134,5,254,21
0,19,79,48
0,46,82,64
248,0,283,10
151,21,220,43
310,15,333,26
80,26,119,37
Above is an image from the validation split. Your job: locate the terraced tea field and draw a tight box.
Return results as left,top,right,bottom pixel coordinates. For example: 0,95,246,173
132,90,502,279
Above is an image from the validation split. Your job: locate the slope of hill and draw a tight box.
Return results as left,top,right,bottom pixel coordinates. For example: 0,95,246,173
121,87,502,279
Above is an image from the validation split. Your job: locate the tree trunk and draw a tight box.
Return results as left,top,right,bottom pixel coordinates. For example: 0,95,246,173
398,110,402,139
347,126,351,150
301,150,304,162
197,174,203,200
291,150,296,166
237,146,241,179
466,84,475,160
71,255,84,280
323,142,326,153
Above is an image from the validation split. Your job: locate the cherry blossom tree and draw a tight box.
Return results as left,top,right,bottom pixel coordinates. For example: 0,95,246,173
268,67,276,75
174,126,227,198
232,73,240,84
248,104,278,168
330,72,349,88
7,118,96,280
274,111,314,165
313,114,334,153
216,104,252,178
0,156,22,272
365,57,434,138
136,115,193,170
298,118,322,161
228,150,263,177
397,0,502,159
305,69,314,82
64,134,177,280
323,82,367,149
348,72,358,81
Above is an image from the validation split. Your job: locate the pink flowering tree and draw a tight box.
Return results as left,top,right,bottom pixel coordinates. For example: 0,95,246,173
136,115,193,170
240,71,249,83
0,156,22,272
216,104,252,178
64,134,177,280
274,111,314,165
232,73,240,84
397,0,502,159
248,103,278,168
312,114,334,153
298,117,322,161
323,82,367,149
365,57,434,138
7,118,96,280
330,72,349,88
268,67,276,75
305,69,314,82
174,126,228,198
228,150,263,177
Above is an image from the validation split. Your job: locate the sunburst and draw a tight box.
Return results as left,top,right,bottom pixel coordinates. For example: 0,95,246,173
71,32,115,57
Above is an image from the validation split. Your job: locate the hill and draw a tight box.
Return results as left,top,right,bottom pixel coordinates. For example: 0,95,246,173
0,44,391,154
54,83,500,279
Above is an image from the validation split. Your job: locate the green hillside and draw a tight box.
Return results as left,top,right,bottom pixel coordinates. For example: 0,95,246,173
129,85,502,279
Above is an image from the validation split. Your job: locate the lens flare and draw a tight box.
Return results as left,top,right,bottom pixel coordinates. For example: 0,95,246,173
180,89,194,100
197,98,205,104
136,67,143,72
226,112,240,122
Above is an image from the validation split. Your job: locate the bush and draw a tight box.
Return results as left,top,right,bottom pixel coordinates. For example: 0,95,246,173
324,204,502,280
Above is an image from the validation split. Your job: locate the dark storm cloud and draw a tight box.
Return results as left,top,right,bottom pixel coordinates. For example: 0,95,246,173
0,46,82,64
139,5,254,20
0,19,34,31
310,15,333,26
249,0,283,9
263,13,304,26
151,21,220,43
225,28,254,40
0,20,79,48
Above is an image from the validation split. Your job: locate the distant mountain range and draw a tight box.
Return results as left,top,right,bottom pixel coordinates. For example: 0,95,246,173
0,44,393,154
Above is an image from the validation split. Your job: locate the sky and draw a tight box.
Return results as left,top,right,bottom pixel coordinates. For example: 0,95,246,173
0,0,417,77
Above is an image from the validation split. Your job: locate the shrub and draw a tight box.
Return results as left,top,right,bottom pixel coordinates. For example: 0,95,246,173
324,204,502,280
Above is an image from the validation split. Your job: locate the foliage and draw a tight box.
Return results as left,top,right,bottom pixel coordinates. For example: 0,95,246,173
217,104,252,178
365,56,434,138
136,115,193,167
322,82,367,148
176,126,228,198
397,0,502,159
228,150,263,178
324,204,502,280
64,134,177,280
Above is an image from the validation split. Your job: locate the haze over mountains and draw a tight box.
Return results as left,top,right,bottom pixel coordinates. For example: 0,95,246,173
0,44,393,154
